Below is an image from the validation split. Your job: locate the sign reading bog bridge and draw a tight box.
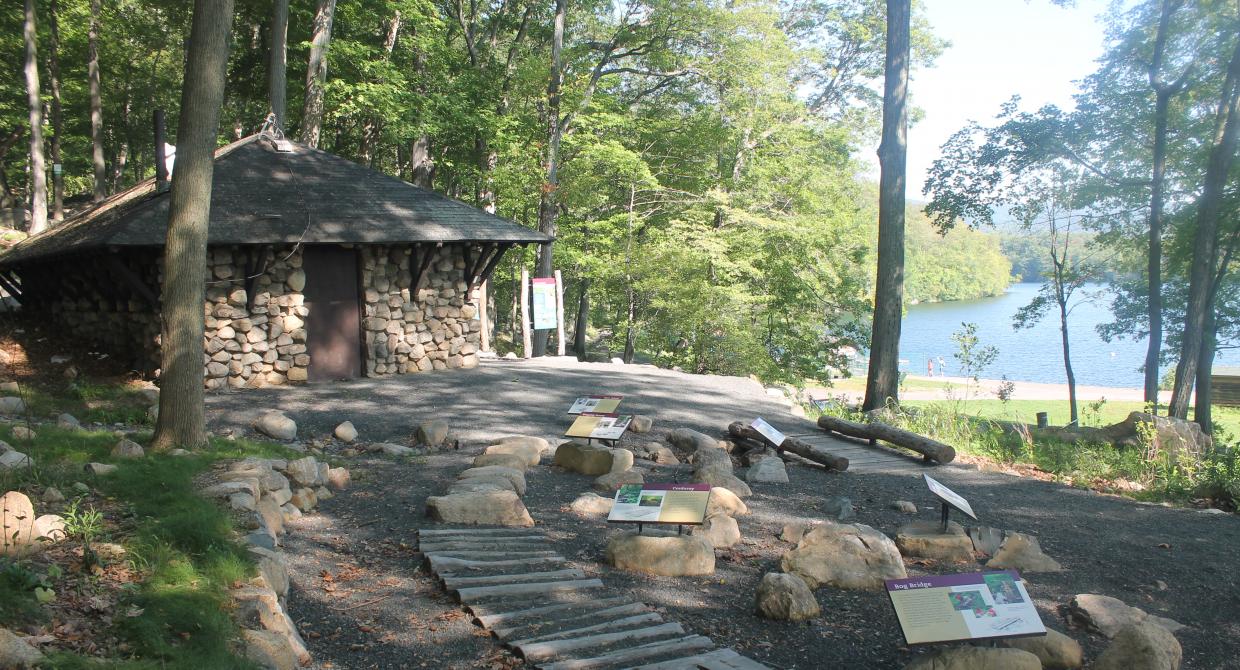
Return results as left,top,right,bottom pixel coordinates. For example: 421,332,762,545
885,571,1046,645
607,483,711,525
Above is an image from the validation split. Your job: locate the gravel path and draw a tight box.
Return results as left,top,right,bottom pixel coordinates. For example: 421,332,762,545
207,358,1240,669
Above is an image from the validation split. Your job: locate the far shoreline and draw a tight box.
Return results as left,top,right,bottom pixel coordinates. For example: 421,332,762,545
810,373,1180,404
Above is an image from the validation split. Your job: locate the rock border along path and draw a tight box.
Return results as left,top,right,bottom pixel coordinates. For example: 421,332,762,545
416,527,771,670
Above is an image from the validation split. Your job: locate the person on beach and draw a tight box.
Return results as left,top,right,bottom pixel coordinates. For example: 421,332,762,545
928,358,934,376
938,356,946,377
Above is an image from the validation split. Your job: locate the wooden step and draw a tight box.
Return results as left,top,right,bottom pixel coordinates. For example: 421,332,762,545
455,578,605,603
515,622,686,662
509,613,663,646
627,647,772,670
443,568,586,589
420,540,550,552
419,528,549,538
493,602,650,641
471,596,638,630
429,555,568,573
537,635,715,670
423,550,559,560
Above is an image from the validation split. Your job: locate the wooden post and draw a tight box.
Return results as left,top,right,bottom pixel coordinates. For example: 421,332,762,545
520,269,531,359
479,280,491,352
554,269,565,356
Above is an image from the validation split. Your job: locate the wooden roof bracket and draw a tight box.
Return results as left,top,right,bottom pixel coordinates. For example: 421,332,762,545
411,243,438,292
106,254,159,309
463,242,498,287
0,270,23,305
243,245,272,312
473,242,513,289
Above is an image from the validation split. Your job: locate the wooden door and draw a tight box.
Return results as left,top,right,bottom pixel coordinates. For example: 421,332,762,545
302,246,362,381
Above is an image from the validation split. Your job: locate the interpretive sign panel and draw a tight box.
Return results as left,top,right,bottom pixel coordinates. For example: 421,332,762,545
568,395,623,415
565,412,632,440
885,571,1046,645
924,474,977,520
531,277,558,330
750,417,786,447
608,483,711,525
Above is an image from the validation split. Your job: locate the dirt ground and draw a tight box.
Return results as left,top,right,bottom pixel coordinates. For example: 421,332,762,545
206,357,1240,670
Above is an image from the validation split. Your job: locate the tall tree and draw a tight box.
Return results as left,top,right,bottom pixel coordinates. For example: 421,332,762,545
301,0,337,148
532,0,566,357
1168,33,1240,421
268,0,289,128
863,0,910,412
23,0,47,234
151,0,235,451
88,0,106,202
47,0,64,222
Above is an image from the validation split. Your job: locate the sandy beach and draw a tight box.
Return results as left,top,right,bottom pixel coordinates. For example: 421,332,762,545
810,374,1178,404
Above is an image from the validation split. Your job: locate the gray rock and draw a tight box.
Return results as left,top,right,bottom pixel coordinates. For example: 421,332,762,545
472,452,528,471
1093,622,1182,670
371,442,417,457
284,456,320,487
1005,629,1083,669
1068,594,1186,638
426,491,535,527
690,467,752,497
41,487,65,503
11,426,34,441
255,411,297,441
570,492,615,516
635,442,679,464
0,397,26,415
892,500,918,514
987,532,1062,572
457,466,526,496
630,415,654,433
606,532,715,576
903,647,1042,670
0,449,32,471
248,546,290,599
242,629,298,670
84,462,118,476
967,525,1006,556
781,522,907,590
289,487,318,512
229,492,258,512
111,438,145,459
746,457,789,483
555,441,618,476
0,628,44,668
668,427,723,452
705,487,749,517
325,467,351,490
594,469,644,493
202,479,261,500
780,522,812,544
609,448,634,473
416,419,449,446
895,520,975,562
56,413,81,430
822,496,855,521
233,586,311,667
755,572,820,621
333,421,358,443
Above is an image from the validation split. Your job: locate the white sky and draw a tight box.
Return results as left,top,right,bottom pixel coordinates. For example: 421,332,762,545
878,0,1114,198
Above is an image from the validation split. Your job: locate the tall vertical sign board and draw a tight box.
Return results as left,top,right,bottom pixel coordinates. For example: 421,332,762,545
531,277,559,330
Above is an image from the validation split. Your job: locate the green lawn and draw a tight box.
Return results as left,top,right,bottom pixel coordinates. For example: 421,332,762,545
902,398,1240,437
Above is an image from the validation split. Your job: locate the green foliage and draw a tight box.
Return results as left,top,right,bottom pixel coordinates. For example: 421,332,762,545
0,559,52,625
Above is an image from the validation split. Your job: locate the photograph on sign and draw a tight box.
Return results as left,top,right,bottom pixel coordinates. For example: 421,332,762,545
885,571,1046,645
565,412,632,440
608,483,711,525
568,395,623,415
924,474,977,520
531,277,558,330
750,417,786,447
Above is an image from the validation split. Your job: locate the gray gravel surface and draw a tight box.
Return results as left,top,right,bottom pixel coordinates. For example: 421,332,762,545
207,358,1240,669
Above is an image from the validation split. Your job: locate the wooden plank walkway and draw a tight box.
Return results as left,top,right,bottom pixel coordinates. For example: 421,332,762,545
417,528,771,670
785,431,936,474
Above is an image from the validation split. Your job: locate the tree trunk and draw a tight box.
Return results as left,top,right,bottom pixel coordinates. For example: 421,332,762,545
862,0,910,412
410,135,433,187
23,0,47,234
88,0,106,202
532,0,567,357
300,0,336,149
47,0,64,222
1194,305,1217,432
623,184,637,364
1169,35,1240,419
150,0,235,452
1057,287,1078,425
267,0,289,129
574,277,589,359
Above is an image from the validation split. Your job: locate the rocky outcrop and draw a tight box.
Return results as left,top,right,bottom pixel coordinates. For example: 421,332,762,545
781,522,907,590
754,572,819,621
605,533,715,576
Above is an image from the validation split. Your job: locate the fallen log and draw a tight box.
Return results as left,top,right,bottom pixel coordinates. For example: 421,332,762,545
815,415,956,463
727,422,849,472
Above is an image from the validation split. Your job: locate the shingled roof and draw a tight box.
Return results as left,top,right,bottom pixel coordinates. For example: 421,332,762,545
0,134,549,266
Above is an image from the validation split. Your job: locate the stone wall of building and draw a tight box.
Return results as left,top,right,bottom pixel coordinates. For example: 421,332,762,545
203,245,308,390
359,244,481,375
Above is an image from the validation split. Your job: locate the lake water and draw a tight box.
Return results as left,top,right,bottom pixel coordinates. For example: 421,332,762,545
898,282,1227,389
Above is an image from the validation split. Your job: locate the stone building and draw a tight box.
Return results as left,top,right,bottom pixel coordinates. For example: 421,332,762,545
0,134,548,389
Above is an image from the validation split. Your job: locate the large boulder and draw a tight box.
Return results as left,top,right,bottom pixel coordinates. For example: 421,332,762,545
745,457,788,483
569,492,614,516
254,411,297,441
457,466,526,495
1092,622,1182,670
416,420,449,446
688,448,732,472
0,491,35,556
0,397,26,415
634,442,679,464
1100,412,1210,458
594,469,643,493
987,532,1062,572
781,522,907,590
705,487,749,517
473,452,529,471
0,449,32,471
554,441,617,476
485,437,548,467
426,491,534,527
0,628,44,668
1068,594,1185,638
333,421,358,443
605,533,714,576
1005,629,1083,669
754,572,820,621
630,415,654,433
111,438,145,459
609,448,634,473
903,647,1042,670
691,468,752,497
895,521,975,562
691,513,741,548
284,456,321,488
668,428,723,452
241,629,298,670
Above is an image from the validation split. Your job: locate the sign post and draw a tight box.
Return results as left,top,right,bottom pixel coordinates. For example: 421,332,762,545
565,412,632,446
607,483,711,535
568,395,623,415
885,571,1046,646
750,417,786,447
923,474,978,533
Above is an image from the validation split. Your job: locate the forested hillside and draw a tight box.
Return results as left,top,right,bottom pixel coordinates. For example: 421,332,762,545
0,0,1017,385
